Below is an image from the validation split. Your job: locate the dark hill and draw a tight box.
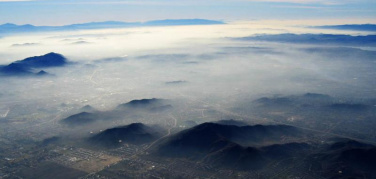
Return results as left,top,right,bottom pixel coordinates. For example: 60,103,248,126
154,123,308,170
0,63,32,76
261,142,311,159
14,52,67,68
117,98,164,109
310,139,376,178
36,70,49,76
0,19,225,34
0,52,67,76
203,143,266,170
254,93,333,108
237,34,376,46
61,112,101,126
329,139,374,150
156,123,302,151
116,98,172,112
61,98,172,126
215,119,248,126
144,19,225,26
315,24,376,32
204,142,311,170
88,123,162,148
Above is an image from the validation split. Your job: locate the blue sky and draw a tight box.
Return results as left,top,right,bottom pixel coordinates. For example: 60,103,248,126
0,0,375,25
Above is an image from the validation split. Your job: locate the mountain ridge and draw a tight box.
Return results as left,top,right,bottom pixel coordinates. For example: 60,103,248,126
88,123,163,148
0,19,225,34
0,52,67,76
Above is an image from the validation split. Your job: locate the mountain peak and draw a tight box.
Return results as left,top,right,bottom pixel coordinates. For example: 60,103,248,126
117,98,164,109
0,19,225,34
88,123,162,148
36,70,48,76
18,52,67,68
0,23,18,27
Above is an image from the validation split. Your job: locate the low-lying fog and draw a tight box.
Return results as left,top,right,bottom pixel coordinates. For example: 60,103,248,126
0,20,375,140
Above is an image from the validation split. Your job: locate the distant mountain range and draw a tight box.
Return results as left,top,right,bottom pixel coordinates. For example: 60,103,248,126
0,52,67,76
0,19,225,34
237,34,376,46
254,93,373,114
315,24,376,32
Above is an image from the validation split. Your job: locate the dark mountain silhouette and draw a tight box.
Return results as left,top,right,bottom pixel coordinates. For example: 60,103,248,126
248,94,376,145
202,143,266,170
310,139,376,178
118,98,161,107
155,123,302,155
11,43,39,47
254,94,375,112
0,19,224,34
315,24,376,32
116,98,168,112
61,112,101,126
61,21,139,30
88,123,163,148
0,23,38,34
302,47,376,61
36,70,49,76
329,139,374,150
154,123,308,170
204,142,311,170
144,19,225,26
261,142,311,159
0,63,32,76
0,52,67,76
61,98,172,126
215,119,248,126
254,93,334,109
159,122,302,148
14,52,67,68
165,80,187,85
237,34,376,46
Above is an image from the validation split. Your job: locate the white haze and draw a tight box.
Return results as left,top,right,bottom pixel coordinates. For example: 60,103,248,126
0,20,375,137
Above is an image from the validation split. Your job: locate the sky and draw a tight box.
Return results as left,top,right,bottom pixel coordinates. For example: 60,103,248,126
0,0,375,25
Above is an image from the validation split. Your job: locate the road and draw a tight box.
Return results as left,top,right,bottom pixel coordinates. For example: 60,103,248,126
145,114,177,151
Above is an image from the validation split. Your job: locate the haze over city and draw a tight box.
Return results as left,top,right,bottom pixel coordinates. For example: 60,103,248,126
0,0,376,178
